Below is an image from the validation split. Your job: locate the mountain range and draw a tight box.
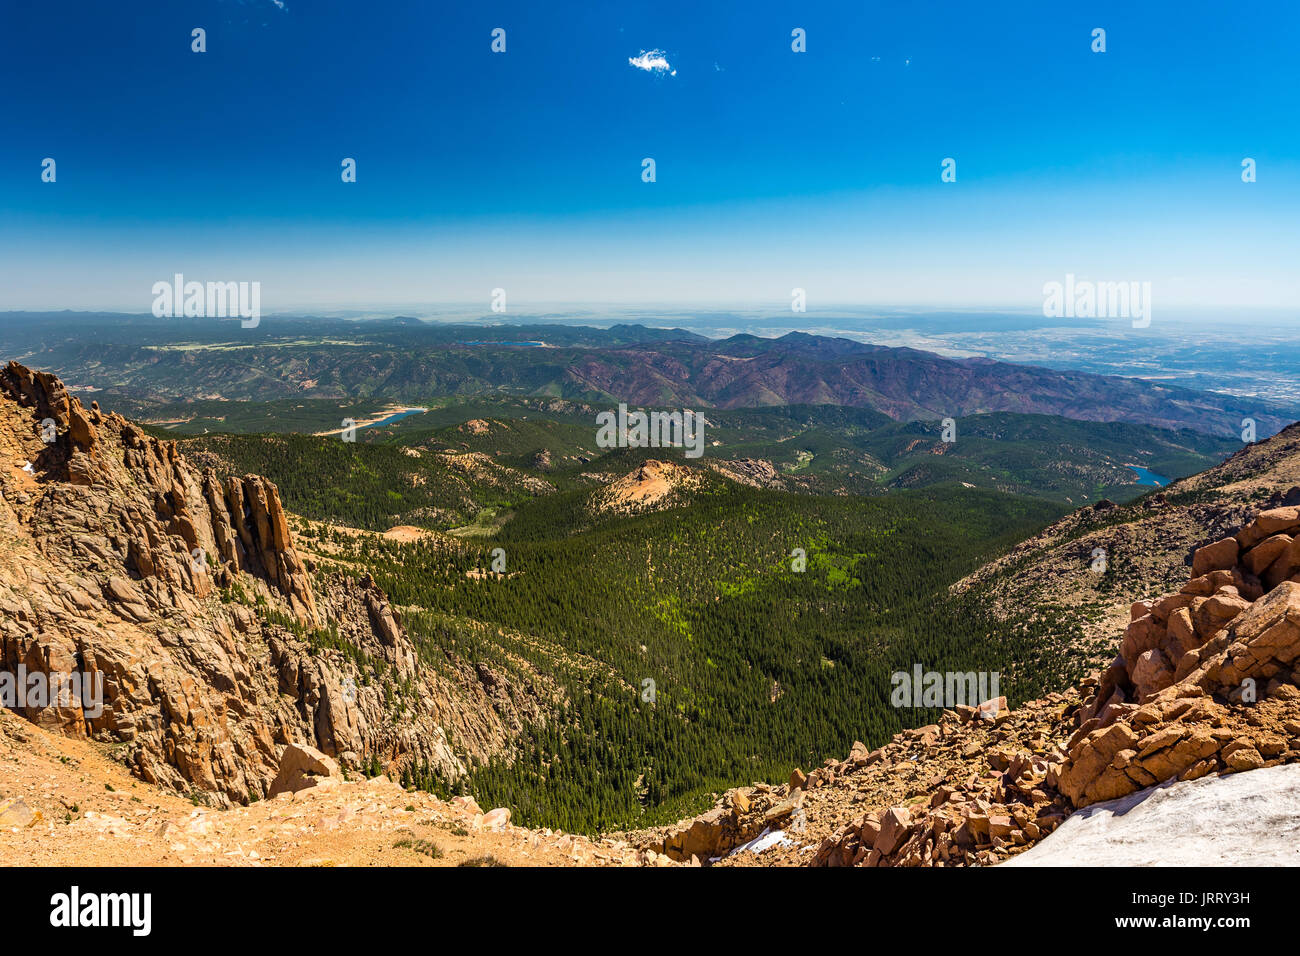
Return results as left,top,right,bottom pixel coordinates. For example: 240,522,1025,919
0,314,1290,439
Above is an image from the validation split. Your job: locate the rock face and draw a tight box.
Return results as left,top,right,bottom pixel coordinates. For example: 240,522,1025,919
0,361,318,625
0,363,538,807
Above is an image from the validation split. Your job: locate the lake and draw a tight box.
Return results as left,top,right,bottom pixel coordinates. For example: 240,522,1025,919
1127,464,1170,487
360,408,427,430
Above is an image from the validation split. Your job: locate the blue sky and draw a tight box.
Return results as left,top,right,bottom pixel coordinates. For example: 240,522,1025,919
2,0,1298,312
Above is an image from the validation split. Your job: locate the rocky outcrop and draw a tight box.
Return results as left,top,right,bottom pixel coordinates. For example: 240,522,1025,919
707,458,788,490
0,363,532,807
1,360,318,624
592,459,703,515
1054,506,1300,808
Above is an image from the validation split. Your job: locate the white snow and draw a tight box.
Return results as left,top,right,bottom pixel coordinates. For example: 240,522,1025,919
727,827,795,857
1003,764,1300,867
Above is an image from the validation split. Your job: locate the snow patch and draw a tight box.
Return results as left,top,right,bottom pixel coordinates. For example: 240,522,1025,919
726,827,795,858
1003,764,1300,867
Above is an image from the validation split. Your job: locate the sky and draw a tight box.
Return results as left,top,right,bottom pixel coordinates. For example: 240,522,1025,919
2,0,1298,313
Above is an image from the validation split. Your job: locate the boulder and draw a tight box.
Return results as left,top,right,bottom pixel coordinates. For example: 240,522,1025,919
0,798,39,828
1191,537,1238,577
267,742,341,797
1131,648,1174,699
1247,534,1292,576
873,807,912,856
1252,507,1300,538
479,807,511,831
1121,615,1163,662
451,795,482,816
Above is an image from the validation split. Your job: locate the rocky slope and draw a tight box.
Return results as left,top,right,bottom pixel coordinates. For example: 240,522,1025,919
628,500,1300,866
951,423,1300,683
0,362,542,809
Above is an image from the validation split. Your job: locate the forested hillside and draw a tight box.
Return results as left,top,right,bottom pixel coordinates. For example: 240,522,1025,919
301,481,1070,832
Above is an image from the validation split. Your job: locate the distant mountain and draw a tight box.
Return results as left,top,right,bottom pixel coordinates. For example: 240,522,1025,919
573,332,1291,438
0,314,1292,438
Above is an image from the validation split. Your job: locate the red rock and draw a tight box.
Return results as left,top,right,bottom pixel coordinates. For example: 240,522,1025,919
988,814,1014,838
1192,537,1239,577
873,807,912,856
1121,615,1164,662
1181,575,1216,597
1247,534,1293,576
1253,507,1300,537
1131,649,1175,698
1150,592,1195,623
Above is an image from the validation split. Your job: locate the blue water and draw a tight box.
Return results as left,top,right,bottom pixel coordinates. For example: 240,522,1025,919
1127,464,1170,487
360,408,427,430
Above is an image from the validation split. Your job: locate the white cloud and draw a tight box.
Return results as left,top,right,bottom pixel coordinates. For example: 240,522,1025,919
628,49,676,76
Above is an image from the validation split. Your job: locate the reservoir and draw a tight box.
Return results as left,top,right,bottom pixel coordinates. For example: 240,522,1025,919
1127,464,1170,487
361,408,427,430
